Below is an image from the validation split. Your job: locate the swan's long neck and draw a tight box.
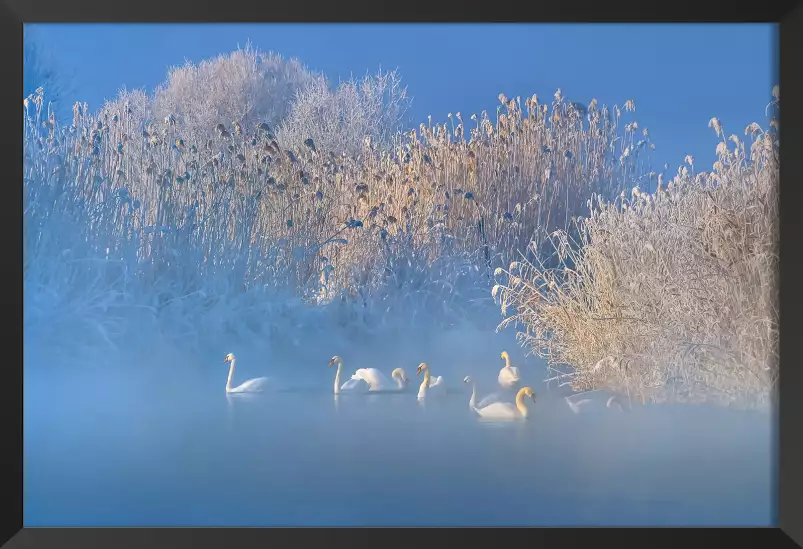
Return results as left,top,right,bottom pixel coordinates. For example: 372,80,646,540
420,368,431,391
226,359,236,392
515,389,530,418
418,367,430,398
392,371,405,389
504,354,512,371
333,361,342,394
468,380,477,408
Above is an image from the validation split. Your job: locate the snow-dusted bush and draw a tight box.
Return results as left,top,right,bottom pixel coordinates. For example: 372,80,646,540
24,55,665,376
150,43,319,144
277,69,411,156
494,89,780,409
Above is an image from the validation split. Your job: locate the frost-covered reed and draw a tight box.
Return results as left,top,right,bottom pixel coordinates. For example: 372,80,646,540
24,47,776,408
493,87,780,409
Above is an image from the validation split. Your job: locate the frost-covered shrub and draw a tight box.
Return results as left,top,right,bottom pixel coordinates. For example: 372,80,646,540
150,43,320,145
278,69,411,156
494,89,780,409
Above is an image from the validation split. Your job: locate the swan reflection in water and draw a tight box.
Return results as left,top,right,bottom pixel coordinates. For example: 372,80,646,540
225,391,262,431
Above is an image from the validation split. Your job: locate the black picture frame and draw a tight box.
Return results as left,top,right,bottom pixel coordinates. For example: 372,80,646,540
5,1,801,547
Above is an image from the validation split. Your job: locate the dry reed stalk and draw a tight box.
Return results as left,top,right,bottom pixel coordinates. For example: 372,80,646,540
494,90,780,409
26,83,646,305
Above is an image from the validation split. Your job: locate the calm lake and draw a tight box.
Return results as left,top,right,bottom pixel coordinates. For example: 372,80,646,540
24,363,774,527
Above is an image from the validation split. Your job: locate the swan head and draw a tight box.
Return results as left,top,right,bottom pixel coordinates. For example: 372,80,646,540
463,375,472,384
328,355,341,367
500,351,509,361
223,353,235,363
416,362,428,375
520,386,536,402
391,368,409,385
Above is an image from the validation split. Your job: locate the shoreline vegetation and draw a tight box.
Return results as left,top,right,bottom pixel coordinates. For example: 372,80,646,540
23,45,779,410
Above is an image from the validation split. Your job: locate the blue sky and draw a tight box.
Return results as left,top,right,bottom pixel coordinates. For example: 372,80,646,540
25,23,776,174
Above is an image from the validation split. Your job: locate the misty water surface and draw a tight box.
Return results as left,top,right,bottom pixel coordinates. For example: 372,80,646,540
24,349,774,527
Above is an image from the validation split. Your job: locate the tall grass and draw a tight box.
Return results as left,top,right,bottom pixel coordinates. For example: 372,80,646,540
45,44,790,406
494,88,780,409
24,64,654,363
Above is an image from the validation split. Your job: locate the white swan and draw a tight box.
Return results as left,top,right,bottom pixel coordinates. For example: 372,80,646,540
223,353,269,393
498,351,521,389
328,355,352,395
328,356,396,393
463,375,503,409
607,396,625,412
416,362,445,399
471,386,536,420
349,367,410,392
566,394,625,414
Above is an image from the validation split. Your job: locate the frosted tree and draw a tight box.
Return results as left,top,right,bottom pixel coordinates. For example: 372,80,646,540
278,68,412,156
149,42,320,144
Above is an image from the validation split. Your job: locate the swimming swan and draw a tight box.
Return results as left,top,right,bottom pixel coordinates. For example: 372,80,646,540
463,376,503,409
498,351,521,389
566,394,625,414
223,353,269,393
416,362,445,399
328,355,351,395
328,357,402,394
607,396,625,412
349,368,410,392
471,386,536,420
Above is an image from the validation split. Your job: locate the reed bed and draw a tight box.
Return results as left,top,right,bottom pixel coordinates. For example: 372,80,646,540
26,47,776,407
494,88,780,408
24,73,647,353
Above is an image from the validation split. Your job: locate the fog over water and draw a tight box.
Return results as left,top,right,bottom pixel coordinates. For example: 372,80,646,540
24,323,775,526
